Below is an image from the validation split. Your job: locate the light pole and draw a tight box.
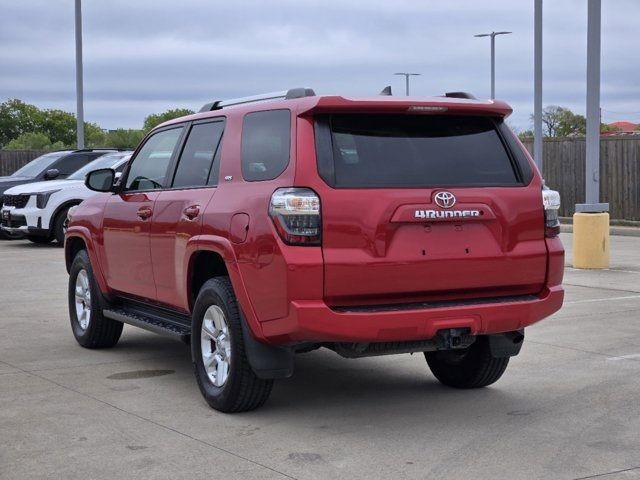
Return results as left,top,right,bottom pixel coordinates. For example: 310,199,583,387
534,0,543,170
474,31,512,99
394,73,421,96
75,0,84,149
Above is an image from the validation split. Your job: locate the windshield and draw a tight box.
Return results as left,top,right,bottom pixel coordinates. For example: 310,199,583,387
68,152,131,180
11,151,71,178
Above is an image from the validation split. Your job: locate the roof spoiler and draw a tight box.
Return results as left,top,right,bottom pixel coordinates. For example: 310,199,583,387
443,92,477,99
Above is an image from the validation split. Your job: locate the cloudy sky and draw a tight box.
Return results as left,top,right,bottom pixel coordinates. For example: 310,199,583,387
1,0,638,131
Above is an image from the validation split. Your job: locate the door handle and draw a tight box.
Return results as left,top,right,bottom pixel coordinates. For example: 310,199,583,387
137,206,153,220
183,205,201,220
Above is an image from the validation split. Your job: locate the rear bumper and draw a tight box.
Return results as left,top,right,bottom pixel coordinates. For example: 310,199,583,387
260,285,564,344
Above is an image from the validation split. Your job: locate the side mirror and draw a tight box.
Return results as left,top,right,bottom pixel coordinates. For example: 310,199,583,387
44,168,60,180
85,168,116,192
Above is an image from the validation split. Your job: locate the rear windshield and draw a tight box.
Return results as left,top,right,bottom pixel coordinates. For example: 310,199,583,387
315,115,522,188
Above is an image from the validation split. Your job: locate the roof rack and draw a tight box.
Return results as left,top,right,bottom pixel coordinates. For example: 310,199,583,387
199,87,315,113
444,92,477,100
72,148,128,152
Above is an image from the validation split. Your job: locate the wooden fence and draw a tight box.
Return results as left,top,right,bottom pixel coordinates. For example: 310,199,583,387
2,137,640,220
0,150,48,176
521,136,640,221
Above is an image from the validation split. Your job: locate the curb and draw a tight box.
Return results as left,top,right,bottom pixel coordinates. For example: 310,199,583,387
560,224,640,237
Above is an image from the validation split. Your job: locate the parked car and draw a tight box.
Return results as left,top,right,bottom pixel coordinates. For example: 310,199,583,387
1,151,132,245
0,149,120,239
65,88,564,413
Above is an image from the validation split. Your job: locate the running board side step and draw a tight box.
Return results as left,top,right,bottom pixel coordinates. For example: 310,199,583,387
103,308,191,343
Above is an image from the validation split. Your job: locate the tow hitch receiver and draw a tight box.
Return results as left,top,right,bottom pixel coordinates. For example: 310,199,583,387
435,328,475,350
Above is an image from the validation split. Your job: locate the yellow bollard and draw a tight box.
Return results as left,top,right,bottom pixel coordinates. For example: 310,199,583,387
572,212,610,269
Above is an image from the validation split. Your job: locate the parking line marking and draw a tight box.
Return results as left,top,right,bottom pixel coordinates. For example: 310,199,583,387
607,353,640,362
565,295,640,305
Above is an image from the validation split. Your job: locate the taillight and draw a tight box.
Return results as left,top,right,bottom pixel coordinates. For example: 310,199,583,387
269,188,321,246
542,187,561,237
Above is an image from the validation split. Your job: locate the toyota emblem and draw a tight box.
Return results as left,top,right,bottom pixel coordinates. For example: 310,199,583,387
434,191,456,209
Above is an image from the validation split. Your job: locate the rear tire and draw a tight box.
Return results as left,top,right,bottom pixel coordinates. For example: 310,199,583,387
27,235,52,244
68,249,123,348
54,206,72,246
425,337,509,388
191,276,273,413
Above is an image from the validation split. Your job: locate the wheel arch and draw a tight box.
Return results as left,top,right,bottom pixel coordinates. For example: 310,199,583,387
50,199,83,231
184,235,266,342
65,226,109,295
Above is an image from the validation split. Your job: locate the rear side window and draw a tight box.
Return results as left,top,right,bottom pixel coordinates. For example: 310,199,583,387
316,114,521,188
241,110,290,181
172,121,224,188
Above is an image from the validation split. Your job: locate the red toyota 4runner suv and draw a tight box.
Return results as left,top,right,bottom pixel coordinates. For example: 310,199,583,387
65,88,564,412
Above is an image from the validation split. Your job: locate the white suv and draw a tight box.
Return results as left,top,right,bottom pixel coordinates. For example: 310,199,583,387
1,152,132,245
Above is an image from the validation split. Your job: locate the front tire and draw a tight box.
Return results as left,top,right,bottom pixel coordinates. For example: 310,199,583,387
191,277,273,413
68,249,123,348
54,206,72,246
425,337,509,388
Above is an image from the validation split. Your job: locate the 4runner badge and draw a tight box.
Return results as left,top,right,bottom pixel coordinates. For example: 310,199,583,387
414,209,480,220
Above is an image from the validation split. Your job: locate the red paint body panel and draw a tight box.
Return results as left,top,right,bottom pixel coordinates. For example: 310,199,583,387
66,94,564,347
150,188,214,311
102,192,158,300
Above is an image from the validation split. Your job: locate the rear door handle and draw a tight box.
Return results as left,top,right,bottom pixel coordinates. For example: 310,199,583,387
137,206,153,220
183,205,200,220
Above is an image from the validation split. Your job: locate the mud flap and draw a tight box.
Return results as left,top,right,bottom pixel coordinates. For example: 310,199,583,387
240,314,294,379
488,329,525,358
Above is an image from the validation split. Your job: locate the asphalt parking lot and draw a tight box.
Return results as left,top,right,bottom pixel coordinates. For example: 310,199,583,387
1,232,639,480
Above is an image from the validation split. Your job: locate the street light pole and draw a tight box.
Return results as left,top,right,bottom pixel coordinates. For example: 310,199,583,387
75,0,84,149
583,0,604,210
394,73,421,96
534,0,543,171
474,31,512,99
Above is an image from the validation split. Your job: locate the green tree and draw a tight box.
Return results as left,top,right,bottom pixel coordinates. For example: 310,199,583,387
143,108,194,132
104,129,145,149
3,132,65,150
531,106,586,137
85,122,107,147
40,108,77,146
0,99,44,146
518,129,534,140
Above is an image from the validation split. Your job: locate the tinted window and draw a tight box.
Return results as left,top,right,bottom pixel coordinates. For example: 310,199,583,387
317,115,519,188
54,154,92,175
172,121,224,188
11,151,70,178
241,110,290,181
68,152,131,180
125,127,183,190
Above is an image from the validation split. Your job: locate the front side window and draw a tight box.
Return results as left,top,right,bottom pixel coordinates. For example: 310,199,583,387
241,110,291,181
125,127,183,191
172,121,224,188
